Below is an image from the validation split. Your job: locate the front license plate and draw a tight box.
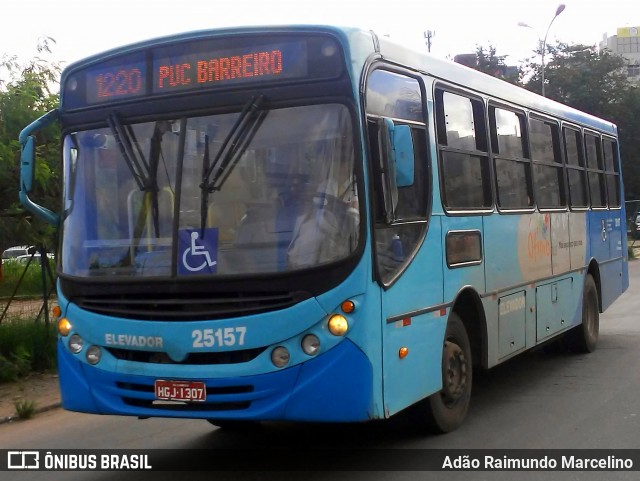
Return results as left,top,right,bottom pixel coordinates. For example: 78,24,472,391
154,380,207,402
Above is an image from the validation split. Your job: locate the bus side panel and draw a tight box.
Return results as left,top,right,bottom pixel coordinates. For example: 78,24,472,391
600,260,624,312
484,214,524,293
569,212,587,271
589,209,624,311
603,210,626,310
483,213,590,365
441,216,486,300
551,213,571,275
588,210,609,264
381,219,444,417
483,214,531,366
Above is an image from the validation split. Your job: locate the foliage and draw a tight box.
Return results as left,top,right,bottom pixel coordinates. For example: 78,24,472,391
522,43,631,116
474,45,520,85
0,258,56,298
0,37,61,278
14,398,36,419
0,320,57,381
519,41,640,199
472,41,640,201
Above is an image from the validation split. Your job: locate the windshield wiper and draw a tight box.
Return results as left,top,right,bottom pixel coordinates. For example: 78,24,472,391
107,113,147,192
199,95,267,233
107,113,164,238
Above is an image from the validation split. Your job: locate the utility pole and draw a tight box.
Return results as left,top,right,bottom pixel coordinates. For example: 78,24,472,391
424,30,435,52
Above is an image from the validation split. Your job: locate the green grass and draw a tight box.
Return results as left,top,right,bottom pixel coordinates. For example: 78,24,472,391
14,399,37,419
0,319,57,382
0,259,55,298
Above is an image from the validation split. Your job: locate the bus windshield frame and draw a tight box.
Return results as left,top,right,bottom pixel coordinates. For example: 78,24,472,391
60,101,361,282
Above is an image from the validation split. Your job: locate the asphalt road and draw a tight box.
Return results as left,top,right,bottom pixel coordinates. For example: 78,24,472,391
2,261,640,481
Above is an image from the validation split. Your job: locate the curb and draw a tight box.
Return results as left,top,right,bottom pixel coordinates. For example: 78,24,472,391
0,401,61,425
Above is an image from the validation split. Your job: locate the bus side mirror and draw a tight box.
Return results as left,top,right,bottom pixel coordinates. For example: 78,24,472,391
392,124,415,188
18,109,60,226
21,136,36,193
378,118,415,223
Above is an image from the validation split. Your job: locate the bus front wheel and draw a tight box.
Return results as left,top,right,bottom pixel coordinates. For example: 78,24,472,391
411,312,472,433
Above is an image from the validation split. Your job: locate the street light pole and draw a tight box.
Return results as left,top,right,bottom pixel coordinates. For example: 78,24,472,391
541,4,566,97
519,3,566,97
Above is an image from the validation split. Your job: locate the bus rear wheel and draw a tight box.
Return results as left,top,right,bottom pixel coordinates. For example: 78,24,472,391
569,274,599,353
410,312,472,433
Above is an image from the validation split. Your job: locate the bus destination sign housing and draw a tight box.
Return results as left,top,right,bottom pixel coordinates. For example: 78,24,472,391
62,34,344,111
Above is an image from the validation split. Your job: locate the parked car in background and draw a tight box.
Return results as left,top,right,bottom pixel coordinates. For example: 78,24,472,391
633,214,640,240
1,246,35,264
13,253,55,264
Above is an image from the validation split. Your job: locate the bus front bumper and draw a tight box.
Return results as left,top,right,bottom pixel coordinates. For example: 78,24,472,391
58,338,374,422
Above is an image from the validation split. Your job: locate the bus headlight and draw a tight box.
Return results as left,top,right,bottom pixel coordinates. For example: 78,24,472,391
68,334,83,354
86,346,102,365
301,334,320,356
58,318,72,336
271,346,290,368
328,314,349,336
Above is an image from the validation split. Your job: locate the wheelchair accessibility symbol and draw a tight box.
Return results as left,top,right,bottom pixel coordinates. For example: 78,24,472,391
178,228,218,275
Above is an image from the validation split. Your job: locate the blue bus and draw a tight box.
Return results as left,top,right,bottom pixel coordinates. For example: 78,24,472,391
19,25,628,433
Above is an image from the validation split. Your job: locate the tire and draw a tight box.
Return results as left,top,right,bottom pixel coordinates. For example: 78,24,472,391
410,312,472,433
569,274,599,353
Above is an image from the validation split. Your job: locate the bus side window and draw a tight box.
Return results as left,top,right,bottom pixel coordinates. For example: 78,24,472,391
563,126,588,208
530,117,565,209
365,69,429,285
602,138,620,207
489,106,532,210
435,89,492,211
585,132,606,207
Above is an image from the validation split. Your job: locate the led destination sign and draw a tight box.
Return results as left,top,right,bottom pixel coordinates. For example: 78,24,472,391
152,41,306,93
63,35,342,110
85,59,148,104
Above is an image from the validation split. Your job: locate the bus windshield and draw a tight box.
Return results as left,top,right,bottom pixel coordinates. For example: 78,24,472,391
61,103,359,278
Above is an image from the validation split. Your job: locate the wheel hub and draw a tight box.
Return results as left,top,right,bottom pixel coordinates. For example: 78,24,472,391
442,340,468,404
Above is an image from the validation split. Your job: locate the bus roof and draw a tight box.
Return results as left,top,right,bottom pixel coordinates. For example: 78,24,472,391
60,24,616,136
373,33,617,135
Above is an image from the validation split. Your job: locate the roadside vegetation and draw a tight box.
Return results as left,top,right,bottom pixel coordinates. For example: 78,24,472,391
0,258,55,298
0,319,57,383
14,398,37,419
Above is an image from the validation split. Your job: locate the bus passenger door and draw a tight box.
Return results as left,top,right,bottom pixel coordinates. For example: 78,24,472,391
366,69,445,416
369,120,443,417
377,221,444,418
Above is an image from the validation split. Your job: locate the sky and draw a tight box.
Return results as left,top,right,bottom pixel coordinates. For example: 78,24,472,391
0,0,638,78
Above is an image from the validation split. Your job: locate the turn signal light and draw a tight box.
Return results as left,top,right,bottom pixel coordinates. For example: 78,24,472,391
341,300,355,314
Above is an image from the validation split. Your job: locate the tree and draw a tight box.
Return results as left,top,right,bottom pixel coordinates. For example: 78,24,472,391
521,41,640,199
0,38,61,278
474,45,520,85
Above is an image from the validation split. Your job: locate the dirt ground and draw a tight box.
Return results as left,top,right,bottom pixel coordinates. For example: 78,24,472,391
0,371,61,422
0,297,54,321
